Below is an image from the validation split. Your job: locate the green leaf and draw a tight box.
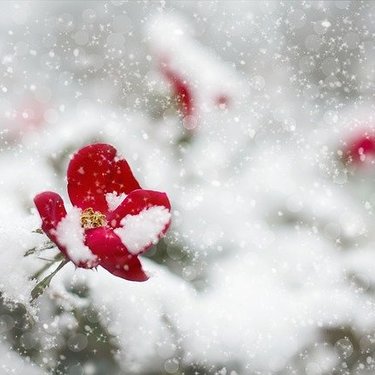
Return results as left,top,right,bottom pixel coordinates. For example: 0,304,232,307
30,259,69,302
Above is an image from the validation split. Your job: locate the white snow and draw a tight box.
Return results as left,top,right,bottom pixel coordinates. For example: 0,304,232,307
106,192,127,211
114,206,171,254
54,207,97,267
0,214,44,306
0,341,45,375
0,1,374,373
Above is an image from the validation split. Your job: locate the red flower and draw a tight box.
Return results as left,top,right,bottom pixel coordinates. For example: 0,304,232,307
34,144,171,282
344,132,375,165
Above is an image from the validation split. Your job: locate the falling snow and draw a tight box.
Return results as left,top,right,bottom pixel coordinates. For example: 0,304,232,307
0,1,375,374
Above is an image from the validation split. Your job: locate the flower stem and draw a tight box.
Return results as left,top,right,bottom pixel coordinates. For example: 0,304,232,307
31,252,65,280
30,259,69,302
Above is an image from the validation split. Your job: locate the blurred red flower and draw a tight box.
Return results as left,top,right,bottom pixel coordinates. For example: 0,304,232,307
161,61,195,120
345,132,375,165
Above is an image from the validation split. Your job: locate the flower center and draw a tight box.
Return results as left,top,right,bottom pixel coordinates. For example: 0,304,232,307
80,207,107,229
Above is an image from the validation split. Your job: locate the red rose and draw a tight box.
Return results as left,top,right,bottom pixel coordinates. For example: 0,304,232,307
34,143,171,282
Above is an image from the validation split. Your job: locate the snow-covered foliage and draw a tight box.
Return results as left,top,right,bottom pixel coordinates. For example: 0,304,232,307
1,1,375,374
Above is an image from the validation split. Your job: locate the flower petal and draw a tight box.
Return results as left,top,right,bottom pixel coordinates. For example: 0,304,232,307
34,191,67,245
100,256,149,282
85,227,148,282
67,143,141,212
107,189,171,255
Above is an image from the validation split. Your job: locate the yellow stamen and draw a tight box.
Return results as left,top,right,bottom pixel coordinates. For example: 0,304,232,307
80,207,107,229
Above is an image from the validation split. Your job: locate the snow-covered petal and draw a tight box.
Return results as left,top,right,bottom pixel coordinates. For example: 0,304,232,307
114,206,171,255
107,189,171,229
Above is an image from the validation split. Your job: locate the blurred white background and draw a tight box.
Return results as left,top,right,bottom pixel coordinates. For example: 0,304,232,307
1,1,375,374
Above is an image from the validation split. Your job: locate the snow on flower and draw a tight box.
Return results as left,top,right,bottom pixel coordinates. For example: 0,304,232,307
54,207,97,267
114,206,171,255
105,192,127,211
34,143,171,281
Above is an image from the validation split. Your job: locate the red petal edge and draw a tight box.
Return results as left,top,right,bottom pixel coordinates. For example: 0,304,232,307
67,143,141,213
34,191,68,255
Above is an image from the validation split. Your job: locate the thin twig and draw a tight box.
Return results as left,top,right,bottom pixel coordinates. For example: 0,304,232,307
24,241,55,257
